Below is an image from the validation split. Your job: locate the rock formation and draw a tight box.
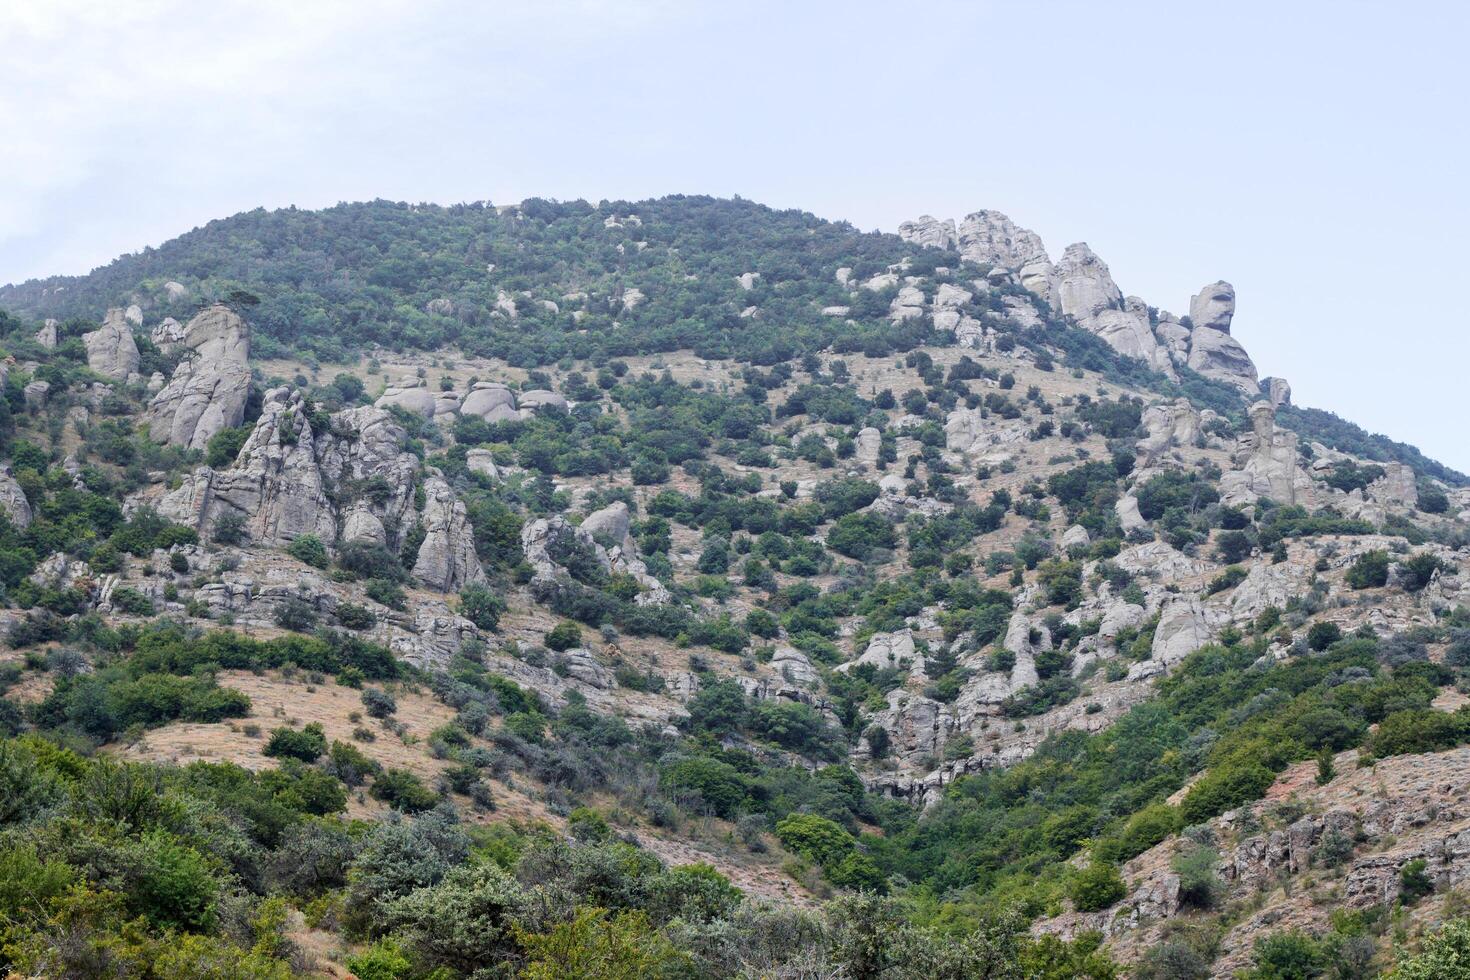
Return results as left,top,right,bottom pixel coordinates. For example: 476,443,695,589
411,476,487,591
0,467,32,528
1220,401,1312,507
1185,282,1259,392
83,309,140,381
146,305,251,450
153,388,476,591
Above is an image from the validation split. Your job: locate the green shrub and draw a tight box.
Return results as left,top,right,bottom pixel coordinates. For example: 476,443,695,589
369,768,438,813
1346,550,1389,590
287,534,330,569
1180,759,1276,825
263,722,327,762
545,620,582,651
1070,861,1126,912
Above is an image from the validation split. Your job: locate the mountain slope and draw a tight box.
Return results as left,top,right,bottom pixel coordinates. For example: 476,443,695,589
0,196,1467,978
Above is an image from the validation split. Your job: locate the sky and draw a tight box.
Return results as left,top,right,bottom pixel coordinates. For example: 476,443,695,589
2,0,1466,472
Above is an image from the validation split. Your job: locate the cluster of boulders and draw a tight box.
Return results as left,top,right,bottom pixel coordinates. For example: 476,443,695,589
520,501,670,606
375,378,567,421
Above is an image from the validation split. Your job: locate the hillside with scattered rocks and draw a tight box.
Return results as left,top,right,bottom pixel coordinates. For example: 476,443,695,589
1,196,1467,978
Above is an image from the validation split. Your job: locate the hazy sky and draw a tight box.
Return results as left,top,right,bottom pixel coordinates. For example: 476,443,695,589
2,0,1466,472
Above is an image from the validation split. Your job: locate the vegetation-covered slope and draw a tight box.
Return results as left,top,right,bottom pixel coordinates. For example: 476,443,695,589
0,196,1468,978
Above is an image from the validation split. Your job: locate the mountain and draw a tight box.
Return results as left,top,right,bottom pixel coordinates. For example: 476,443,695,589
0,195,1467,978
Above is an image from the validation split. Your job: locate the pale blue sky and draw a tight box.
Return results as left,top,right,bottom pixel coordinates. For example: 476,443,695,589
2,0,1465,472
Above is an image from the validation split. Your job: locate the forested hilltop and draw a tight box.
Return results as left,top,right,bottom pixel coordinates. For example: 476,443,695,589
1,196,1469,978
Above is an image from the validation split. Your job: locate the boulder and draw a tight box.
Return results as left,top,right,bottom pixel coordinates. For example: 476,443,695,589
459,382,516,418
1115,494,1148,534
466,449,500,479
151,317,186,352
146,305,251,450
1062,525,1091,550
83,309,141,381
580,501,634,552
855,427,881,464
23,380,49,412
771,647,820,686
34,320,57,349
375,379,439,416
518,390,568,414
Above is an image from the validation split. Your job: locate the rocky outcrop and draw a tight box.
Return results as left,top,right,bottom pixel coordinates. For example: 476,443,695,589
1136,400,1201,466
1220,401,1311,507
146,305,251,450
83,309,140,381
154,390,429,566
521,512,671,607
1052,245,1169,371
1185,282,1259,392
0,467,32,528
896,215,957,251
1151,597,1214,665
1261,376,1292,408
838,629,917,673
34,320,57,349
157,388,337,546
411,476,487,591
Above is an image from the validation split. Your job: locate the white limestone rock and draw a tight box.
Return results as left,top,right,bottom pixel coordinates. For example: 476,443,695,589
83,309,141,381
0,467,32,528
1115,494,1148,534
412,476,487,592
145,305,251,450
896,215,957,251
1152,598,1213,665
466,448,500,479
1262,376,1292,408
375,379,439,416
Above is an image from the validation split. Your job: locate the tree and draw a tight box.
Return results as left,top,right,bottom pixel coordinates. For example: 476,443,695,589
458,583,504,630
517,907,686,980
1394,916,1470,979
1315,749,1336,786
381,863,523,974
361,687,397,718
1307,621,1342,651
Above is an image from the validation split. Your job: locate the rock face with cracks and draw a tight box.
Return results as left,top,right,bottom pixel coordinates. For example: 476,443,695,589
146,304,252,451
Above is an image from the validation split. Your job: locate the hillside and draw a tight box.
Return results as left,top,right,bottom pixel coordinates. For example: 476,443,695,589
1,196,1469,978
